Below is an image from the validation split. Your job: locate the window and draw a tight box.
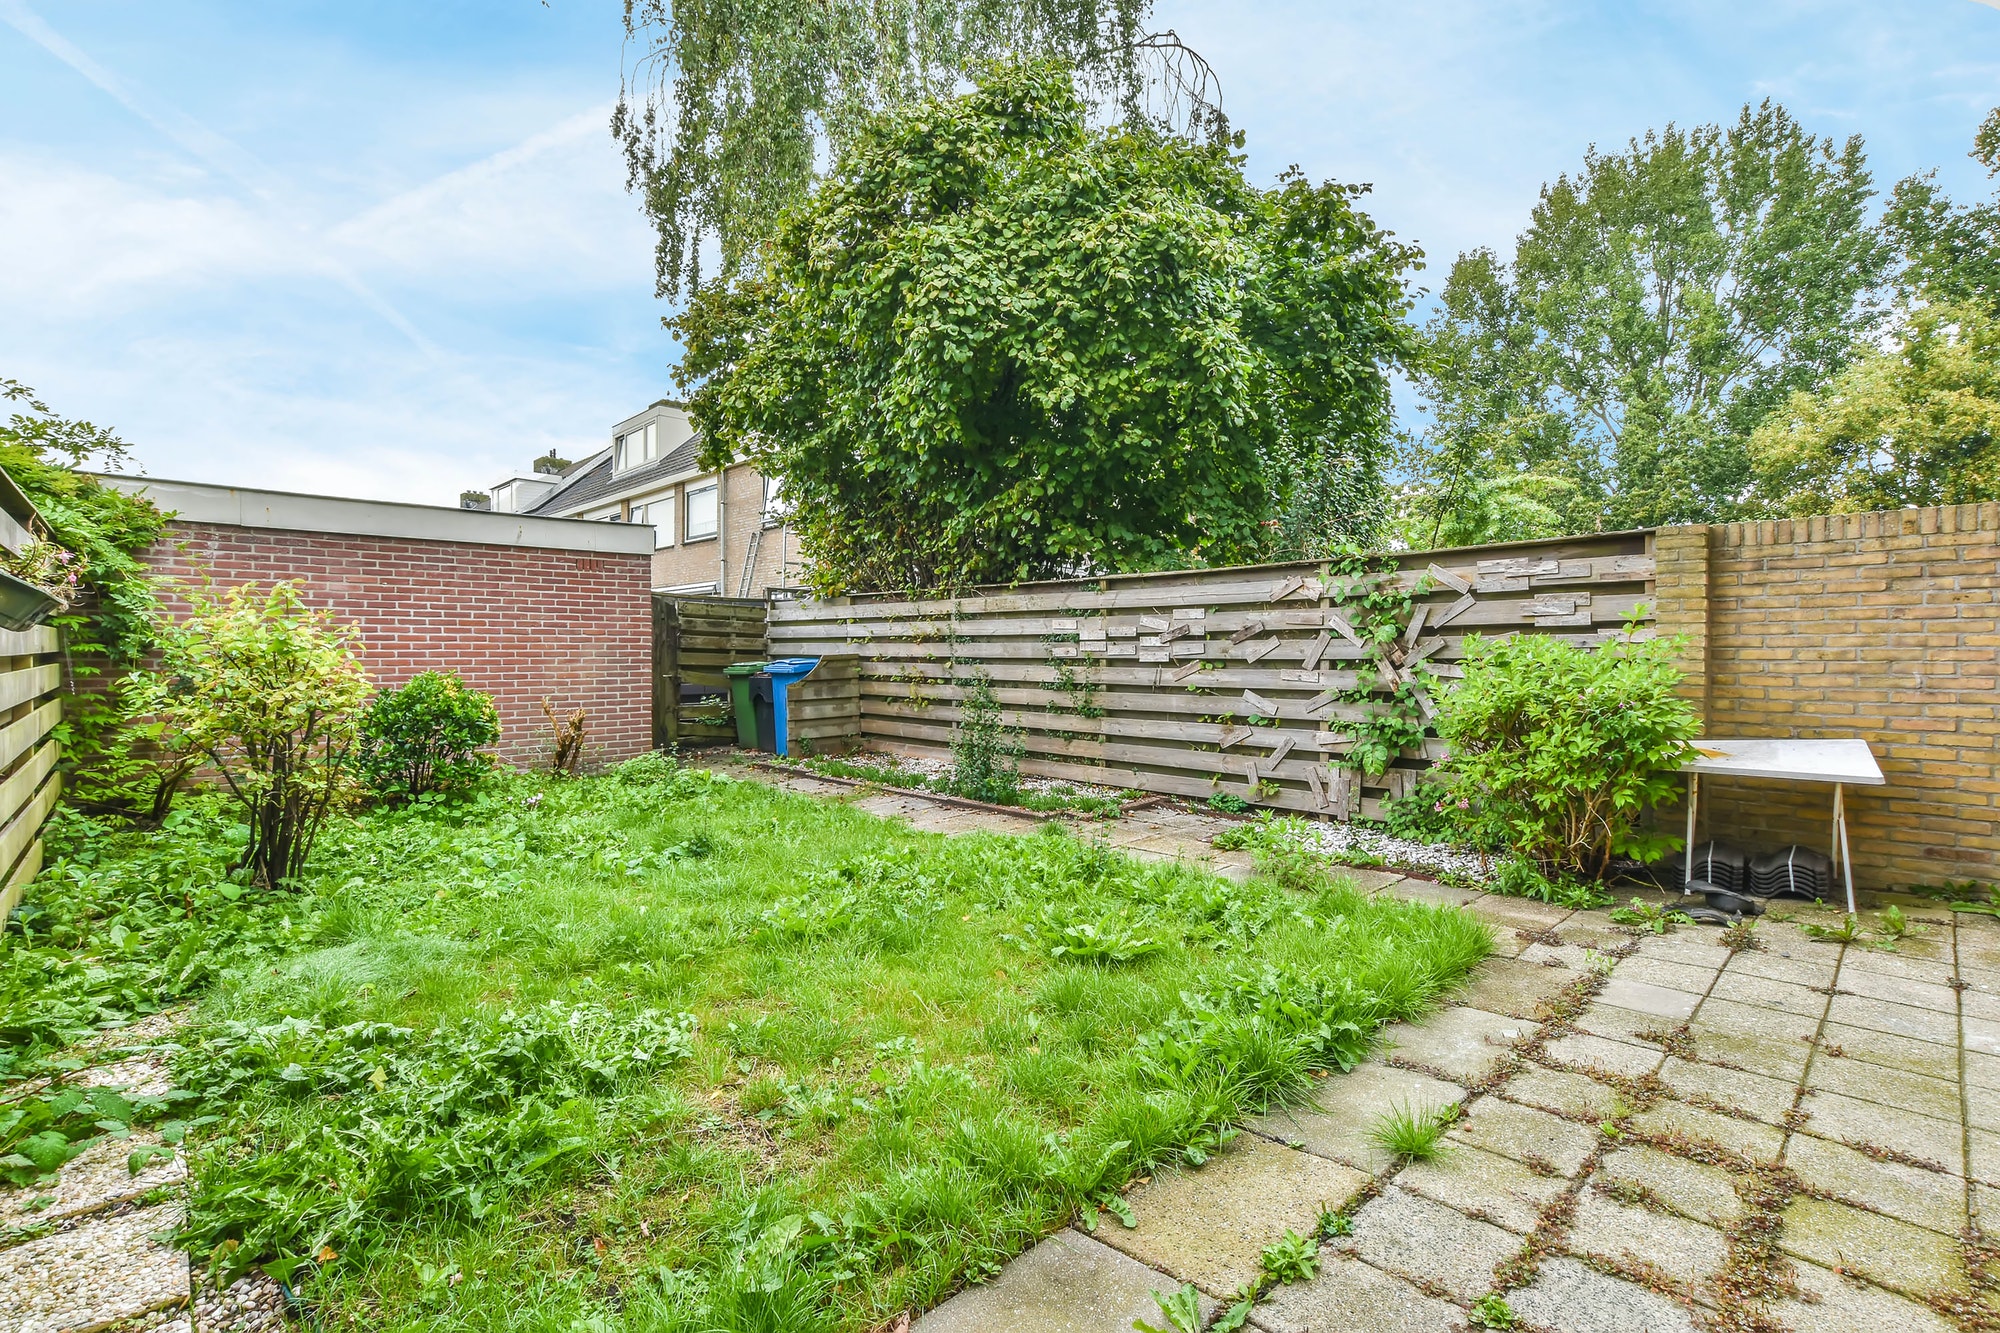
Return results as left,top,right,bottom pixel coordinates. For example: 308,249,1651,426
762,473,789,523
632,500,674,548
685,481,719,540
614,434,628,471
615,422,659,472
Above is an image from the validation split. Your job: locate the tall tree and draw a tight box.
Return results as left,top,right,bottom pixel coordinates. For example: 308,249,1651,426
1885,107,2000,314
1402,101,1890,543
614,0,1227,299
673,61,1419,593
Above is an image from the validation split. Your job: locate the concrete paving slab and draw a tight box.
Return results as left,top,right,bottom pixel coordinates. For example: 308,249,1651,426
1608,955,1716,996
1330,868,1406,895
1571,1001,1675,1046
0,1131,184,1228
1595,1144,1744,1227
1691,997,1821,1045
1462,896,1573,934
1964,1015,2000,1057
1764,1254,1962,1333
1833,967,1963,1015
1594,977,1700,1021
1448,957,1584,1022
1447,1097,1600,1177
1501,1067,1624,1123
1679,1024,1813,1083
1625,933,1732,972
1704,970,1828,1019
1506,1255,1699,1333
1818,1021,1959,1081
1796,1090,1963,1173
1783,1134,1968,1237
1658,1057,1799,1124
1803,1051,1962,1122
1966,1128,2000,1188
912,1228,1213,1333
1375,1007,1529,1084
1968,1051,2000,1093
1839,942,1966,986
1567,1190,1728,1295
1517,941,1604,971
1249,1251,1464,1333
1827,993,1961,1046
1542,1031,1664,1080
1778,1196,1973,1301
1379,879,1481,910
1396,1142,1569,1233
1246,1063,1465,1174
1346,1185,1520,1302
1099,1135,1370,1297
1631,1099,1784,1163
1722,948,1839,988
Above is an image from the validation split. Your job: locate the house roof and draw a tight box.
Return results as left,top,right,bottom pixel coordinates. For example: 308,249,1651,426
524,434,708,518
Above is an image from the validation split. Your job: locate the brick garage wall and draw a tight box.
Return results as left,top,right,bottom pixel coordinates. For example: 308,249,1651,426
1652,503,1999,890
144,522,655,770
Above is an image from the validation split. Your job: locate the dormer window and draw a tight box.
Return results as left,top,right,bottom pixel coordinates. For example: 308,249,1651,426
615,421,660,473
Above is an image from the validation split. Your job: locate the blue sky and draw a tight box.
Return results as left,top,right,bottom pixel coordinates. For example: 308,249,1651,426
3,1,1997,506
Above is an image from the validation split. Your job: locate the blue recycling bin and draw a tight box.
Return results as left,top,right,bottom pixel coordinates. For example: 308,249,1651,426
761,657,821,757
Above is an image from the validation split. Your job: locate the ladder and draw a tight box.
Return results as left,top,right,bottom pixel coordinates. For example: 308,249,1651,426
736,524,764,597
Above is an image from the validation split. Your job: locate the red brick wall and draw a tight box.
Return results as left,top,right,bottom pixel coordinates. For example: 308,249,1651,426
144,522,654,770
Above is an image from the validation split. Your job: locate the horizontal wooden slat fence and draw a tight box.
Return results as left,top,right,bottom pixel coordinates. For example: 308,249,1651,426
0,623,64,919
653,595,770,749
767,532,1659,818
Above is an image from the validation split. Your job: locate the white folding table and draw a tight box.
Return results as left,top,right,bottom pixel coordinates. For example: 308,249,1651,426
1678,738,1885,915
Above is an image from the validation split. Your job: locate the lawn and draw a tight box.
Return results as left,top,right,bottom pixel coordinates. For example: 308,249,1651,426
5,755,1490,1331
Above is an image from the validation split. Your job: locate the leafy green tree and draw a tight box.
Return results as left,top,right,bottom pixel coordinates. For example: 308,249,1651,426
127,583,371,886
1750,301,2000,514
675,61,1419,592
615,0,1205,299
358,671,502,801
1404,101,1890,542
1886,108,2000,314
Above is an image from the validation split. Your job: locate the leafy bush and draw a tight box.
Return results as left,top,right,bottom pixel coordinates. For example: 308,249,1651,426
1380,784,1505,851
1436,627,1699,879
126,582,371,886
358,671,500,801
948,674,1022,804
1490,856,1611,909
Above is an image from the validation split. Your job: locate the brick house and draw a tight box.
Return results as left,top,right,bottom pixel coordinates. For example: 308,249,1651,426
468,401,801,597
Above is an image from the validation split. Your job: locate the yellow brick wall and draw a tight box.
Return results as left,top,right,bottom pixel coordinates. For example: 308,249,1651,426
1652,503,1999,890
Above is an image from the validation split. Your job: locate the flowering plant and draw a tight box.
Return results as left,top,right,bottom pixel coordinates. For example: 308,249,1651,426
0,535,81,609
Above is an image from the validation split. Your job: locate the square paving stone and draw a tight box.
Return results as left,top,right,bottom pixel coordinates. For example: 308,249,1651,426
1827,994,1961,1045
1518,941,1605,971
1376,1007,1530,1084
1783,1134,1968,1236
1818,1021,1959,1081
1249,1251,1464,1333
1346,1185,1520,1302
1332,868,1407,895
0,1202,190,1333
1965,1016,2000,1057
1246,1063,1465,1175
1680,1024,1813,1082
1506,1255,1699,1333
1725,948,1840,988
1447,1097,1599,1177
1762,1253,1962,1333
1959,927,2000,974
913,1229,1217,1333
1595,977,1700,1021
1100,1134,1370,1297
1626,933,1733,972
1795,1090,1963,1173
1395,1142,1568,1233
1502,1067,1624,1123
1804,1050,1961,1122
1705,970,1827,1019
1542,1031,1663,1080
1610,955,1716,995
1693,997,1822,1045
1834,967,1962,1014
1968,1128,2000,1188
1572,1002,1672,1046
1968,1051,2000,1093
1778,1196,1973,1302
1566,1189,1729,1295
1631,1099,1784,1163
1840,943,1965,986
1464,896,1574,934
1659,1057,1798,1124
1961,985,2000,1025
1450,957,1586,1022
1595,1145,1744,1226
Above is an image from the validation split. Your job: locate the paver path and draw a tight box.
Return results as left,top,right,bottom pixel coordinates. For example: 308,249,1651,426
738,761,2000,1333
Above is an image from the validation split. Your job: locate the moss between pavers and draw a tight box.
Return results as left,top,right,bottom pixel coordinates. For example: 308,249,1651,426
1778,1196,1974,1301
1396,1142,1571,1234
1567,1188,1730,1299
1783,1134,1969,1237
1347,1186,1521,1303
1447,1098,1601,1177
1595,1144,1745,1228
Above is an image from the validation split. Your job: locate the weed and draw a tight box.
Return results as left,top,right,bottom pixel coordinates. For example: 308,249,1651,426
1316,1205,1353,1239
1490,858,1611,910
1207,792,1250,815
948,673,1023,804
1136,1284,1204,1333
1369,1100,1458,1162
1719,917,1764,953
1469,1292,1518,1328
1800,914,1864,944
1872,904,1922,948
1608,898,1694,934
1259,1228,1320,1284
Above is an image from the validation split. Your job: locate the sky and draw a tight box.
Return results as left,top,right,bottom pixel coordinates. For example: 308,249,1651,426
2,1,1997,508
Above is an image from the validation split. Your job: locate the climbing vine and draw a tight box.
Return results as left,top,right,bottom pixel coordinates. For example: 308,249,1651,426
1320,548,1435,777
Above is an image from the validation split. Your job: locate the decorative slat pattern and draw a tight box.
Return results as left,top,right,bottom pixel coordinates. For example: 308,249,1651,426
767,535,1655,817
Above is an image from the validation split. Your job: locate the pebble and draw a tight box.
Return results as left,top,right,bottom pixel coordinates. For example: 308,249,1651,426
1299,820,1492,882
0,1202,189,1333
192,1271,288,1333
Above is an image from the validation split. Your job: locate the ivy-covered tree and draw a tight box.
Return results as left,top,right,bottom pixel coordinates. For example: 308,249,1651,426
1402,101,1890,543
673,61,1419,593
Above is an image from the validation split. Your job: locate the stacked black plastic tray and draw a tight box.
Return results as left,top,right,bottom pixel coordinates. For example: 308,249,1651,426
1665,841,1750,895
1749,846,1836,900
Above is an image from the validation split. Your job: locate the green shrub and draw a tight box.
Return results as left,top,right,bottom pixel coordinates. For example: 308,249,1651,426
948,673,1022,804
125,582,370,886
358,671,500,801
1380,784,1504,851
1491,856,1611,909
1436,626,1698,879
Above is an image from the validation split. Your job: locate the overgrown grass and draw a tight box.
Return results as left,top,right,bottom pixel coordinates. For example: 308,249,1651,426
783,753,1130,817
1368,1099,1459,1162
6,758,1490,1331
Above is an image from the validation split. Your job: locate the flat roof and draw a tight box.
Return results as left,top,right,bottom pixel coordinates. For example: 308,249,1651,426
97,474,657,556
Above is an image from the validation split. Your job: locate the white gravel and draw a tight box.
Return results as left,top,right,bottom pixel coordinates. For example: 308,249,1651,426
1295,820,1494,883
0,1202,189,1333
0,1131,184,1229
804,752,1129,802
192,1271,288,1333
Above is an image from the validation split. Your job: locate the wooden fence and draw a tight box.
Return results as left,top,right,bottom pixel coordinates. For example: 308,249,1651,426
652,595,769,749
766,532,1659,818
0,473,65,919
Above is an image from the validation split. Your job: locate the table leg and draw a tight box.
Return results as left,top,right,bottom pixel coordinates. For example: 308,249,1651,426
1835,782,1856,916
1684,772,1698,894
